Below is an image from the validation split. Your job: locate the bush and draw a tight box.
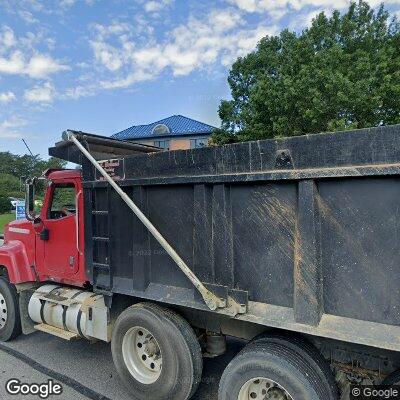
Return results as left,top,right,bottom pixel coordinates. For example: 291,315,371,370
0,197,11,214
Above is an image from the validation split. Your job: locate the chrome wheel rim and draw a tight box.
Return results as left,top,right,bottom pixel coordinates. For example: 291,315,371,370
238,378,293,400
0,292,7,329
122,326,162,384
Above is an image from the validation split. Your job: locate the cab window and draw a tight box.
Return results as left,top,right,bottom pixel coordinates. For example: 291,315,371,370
49,184,76,220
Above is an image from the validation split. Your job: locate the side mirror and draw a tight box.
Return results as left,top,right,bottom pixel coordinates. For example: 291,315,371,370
25,178,37,222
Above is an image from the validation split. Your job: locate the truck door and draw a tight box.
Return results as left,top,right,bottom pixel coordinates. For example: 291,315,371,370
43,182,79,276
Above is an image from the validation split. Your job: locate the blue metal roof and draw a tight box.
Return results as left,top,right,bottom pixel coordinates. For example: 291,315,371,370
112,115,217,140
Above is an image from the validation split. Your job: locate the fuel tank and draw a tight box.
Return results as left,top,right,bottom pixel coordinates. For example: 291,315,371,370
28,284,111,341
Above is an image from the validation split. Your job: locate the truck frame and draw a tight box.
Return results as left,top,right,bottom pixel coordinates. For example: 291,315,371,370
1,125,400,400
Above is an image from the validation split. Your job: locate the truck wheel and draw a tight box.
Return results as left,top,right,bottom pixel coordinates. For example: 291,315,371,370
111,302,202,400
250,332,338,399
0,277,21,342
219,340,332,400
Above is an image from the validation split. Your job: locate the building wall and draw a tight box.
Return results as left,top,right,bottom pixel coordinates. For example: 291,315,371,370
170,139,191,150
134,135,210,150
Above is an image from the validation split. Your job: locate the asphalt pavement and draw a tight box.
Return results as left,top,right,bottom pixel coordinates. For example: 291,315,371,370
0,349,90,400
0,331,244,400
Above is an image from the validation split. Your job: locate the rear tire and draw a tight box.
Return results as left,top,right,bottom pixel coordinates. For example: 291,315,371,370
219,340,332,400
111,302,202,400
251,331,338,399
0,277,21,342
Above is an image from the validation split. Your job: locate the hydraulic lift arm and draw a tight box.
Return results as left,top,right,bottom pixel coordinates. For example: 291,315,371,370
65,131,227,312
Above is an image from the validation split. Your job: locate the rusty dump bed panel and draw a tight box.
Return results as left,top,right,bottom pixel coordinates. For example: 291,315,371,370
72,125,400,351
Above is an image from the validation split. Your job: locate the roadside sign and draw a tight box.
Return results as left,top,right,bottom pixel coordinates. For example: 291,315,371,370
15,201,26,220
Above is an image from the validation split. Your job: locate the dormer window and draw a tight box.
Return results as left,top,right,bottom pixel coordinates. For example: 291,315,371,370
152,124,170,135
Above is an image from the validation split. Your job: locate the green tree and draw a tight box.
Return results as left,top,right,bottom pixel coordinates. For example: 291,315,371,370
0,174,21,194
0,153,67,180
0,152,67,207
0,197,11,214
0,174,23,203
213,1,400,143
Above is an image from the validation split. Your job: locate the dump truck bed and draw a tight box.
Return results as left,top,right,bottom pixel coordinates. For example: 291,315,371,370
50,125,400,352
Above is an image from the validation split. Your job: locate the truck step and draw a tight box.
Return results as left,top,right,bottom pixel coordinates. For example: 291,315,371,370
34,324,79,340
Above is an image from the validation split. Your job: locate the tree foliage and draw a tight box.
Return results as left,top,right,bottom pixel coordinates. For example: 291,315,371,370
0,152,67,204
0,152,67,180
213,1,400,144
0,197,11,214
0,174,22,199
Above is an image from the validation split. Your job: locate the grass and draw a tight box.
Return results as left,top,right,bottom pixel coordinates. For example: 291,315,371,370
0,213,14,235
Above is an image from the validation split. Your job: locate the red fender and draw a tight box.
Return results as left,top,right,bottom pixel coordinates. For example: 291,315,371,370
0,241,36,284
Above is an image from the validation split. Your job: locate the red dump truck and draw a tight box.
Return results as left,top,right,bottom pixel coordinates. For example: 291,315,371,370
1,126,400,400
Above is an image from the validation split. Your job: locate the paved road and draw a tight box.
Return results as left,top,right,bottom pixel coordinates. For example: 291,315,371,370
0,349,90,400
0,331,245,400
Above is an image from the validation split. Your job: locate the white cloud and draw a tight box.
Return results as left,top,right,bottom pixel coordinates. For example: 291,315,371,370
0,27,68,78
59,0,100,8
24,82,55,102
64,84,96,99
144,0,173,13
229,0,258,13
91,41,125,71
0,91,16,103
209,9,244,32
0,117,27,138
0,51,25,74
85,8,278,91
0,51,68,78
100,70,155,89
0,26,16,51
60,0,76,7
228,0,348,13
26,54,69,78
228,0,400,20
18,10,38,24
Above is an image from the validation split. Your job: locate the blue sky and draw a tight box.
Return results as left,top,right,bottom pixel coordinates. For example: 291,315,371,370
1,0,400,157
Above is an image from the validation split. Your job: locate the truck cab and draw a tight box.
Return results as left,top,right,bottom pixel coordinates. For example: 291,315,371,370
0,169,87,287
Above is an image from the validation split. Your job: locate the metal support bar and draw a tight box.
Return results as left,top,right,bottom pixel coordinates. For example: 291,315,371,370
66,132,225,311
294,180,323,326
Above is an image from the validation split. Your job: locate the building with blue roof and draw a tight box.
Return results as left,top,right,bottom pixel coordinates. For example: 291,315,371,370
112,115,217,151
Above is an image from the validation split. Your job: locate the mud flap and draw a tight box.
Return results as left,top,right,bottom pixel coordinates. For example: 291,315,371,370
18,288,36,335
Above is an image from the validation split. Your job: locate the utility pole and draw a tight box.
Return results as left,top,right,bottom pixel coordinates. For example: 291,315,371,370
21,138,35,195
22,138,34,157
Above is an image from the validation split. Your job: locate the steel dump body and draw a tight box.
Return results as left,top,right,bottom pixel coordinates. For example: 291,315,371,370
50,125,400,351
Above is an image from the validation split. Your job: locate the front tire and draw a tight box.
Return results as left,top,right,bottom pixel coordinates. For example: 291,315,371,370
0,277,21,342
219,340,332,400
111,302,202,400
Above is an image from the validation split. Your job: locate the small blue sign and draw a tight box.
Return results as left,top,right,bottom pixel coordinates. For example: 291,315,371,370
16,201,26,220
